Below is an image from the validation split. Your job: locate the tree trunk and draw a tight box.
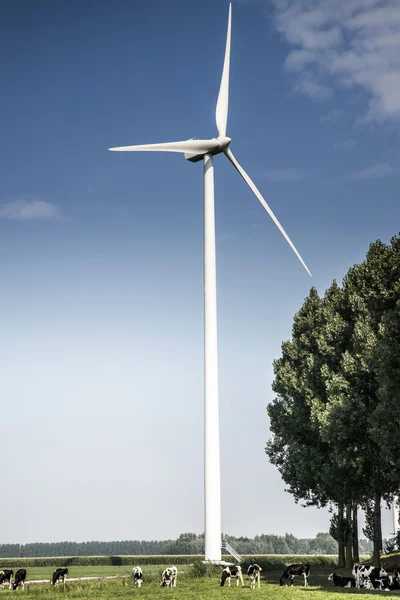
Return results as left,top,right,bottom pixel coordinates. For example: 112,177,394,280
352,503,360,563
373,494,381,566
338,502,346,568
345,502,354,569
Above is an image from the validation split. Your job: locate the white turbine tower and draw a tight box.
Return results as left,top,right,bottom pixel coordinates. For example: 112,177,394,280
393,499,400,536
109,3,311,562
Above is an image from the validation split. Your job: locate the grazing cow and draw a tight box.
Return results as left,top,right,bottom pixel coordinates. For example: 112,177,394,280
373,576,391,591
388,575,400,590
220,566,244,587
50,567,68,586
160,566,177,587
382,563,399,575
247,564,262,589
352,564,387,589
279,564,310,587
328,573,356,588
360,578,373,590
0,570,14,588
132,566,143,588
12,569,27,590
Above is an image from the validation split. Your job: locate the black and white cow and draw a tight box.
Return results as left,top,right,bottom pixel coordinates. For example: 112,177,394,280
160,566,177,587
279,564,310,587
247,564,262,589
50,567,68,586
360,578,373,590
373,576,392,591
0,570,14,588
12,569,27,590
328,573,356,588
132,566,143,588
388,575,400,590
220,566,244,587
352,564,387,589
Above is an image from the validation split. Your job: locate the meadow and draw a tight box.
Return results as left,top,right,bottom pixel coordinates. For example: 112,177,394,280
2,561,400,600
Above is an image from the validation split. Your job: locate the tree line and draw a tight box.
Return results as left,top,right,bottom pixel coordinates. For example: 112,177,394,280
0,532,373,558
164,532,372,556
267,234,400,568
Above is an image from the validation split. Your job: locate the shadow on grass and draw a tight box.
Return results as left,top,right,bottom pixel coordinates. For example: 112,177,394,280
298,588,400,595
262,571,400,596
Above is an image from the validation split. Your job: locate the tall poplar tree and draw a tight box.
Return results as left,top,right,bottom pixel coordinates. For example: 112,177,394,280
267,235,400,567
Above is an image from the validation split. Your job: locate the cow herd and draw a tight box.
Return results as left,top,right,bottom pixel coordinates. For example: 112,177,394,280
0,570,26,590
133,564,262,588
0,568,68,590
2,561,400,592
328,564,400,591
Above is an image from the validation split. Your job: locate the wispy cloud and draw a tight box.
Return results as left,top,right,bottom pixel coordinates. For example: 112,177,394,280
347,162,393,180
263,168,305,182
320,108,345,123
0,199,63,221
269,0,400,122
333,139,356,151
294,76,332,101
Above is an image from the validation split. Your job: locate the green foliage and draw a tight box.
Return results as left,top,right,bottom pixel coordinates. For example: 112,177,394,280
0,554,349,571
0,531,347,559
267,236,400,538
0,556,196,568
187,559,220,578
240,554,341,571
266,234,400,566
163,533,204,555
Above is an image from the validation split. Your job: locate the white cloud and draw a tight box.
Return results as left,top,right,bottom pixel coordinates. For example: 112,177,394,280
0,200,63,221
269,0,400,122
347,162,393,180
263,168,305,182
333,138,356,151
294,75,332,100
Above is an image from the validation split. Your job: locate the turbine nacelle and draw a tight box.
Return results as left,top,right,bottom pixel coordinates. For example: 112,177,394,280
185,136,231,163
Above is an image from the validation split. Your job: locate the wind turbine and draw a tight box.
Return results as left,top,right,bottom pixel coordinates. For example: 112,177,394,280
109,3,311,562
393,499,399,537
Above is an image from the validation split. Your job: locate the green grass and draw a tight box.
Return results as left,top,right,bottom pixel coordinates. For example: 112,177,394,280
2,568,400,600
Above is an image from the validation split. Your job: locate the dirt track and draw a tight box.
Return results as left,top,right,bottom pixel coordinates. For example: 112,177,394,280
23,575,130,587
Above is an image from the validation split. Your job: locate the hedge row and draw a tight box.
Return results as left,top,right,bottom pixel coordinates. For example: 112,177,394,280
240,554,345,571
0,554,360,570
0,555,199,568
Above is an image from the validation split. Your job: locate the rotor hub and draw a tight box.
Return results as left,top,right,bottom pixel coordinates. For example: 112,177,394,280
218,136,231,151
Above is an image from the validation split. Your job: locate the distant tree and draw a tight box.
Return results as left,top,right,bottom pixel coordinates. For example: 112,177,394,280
163,533,204,555
310,532,338,555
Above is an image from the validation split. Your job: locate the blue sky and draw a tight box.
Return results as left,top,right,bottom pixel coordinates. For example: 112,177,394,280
1,0,399,544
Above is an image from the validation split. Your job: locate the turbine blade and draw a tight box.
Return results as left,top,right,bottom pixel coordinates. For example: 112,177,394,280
215,3,232,138
225,148,311,276
109,139,221,154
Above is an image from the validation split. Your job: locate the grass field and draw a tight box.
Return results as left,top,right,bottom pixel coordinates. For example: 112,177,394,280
2,567,400,600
